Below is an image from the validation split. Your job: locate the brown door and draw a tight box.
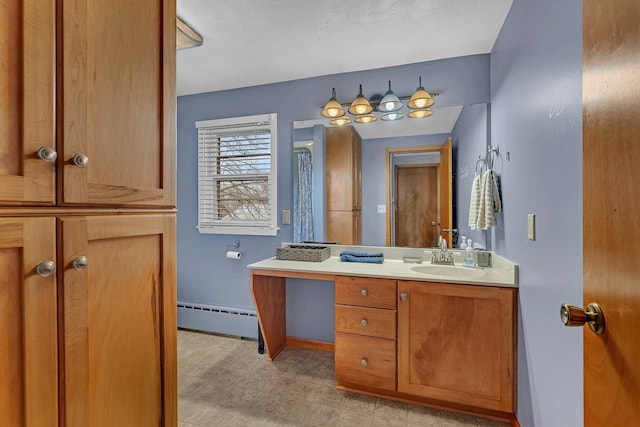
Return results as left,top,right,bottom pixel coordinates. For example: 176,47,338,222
59,214,177,426
580,0,640,424
395,164,438,247
59,0,176,207
0,217,58,426
0,0,55,205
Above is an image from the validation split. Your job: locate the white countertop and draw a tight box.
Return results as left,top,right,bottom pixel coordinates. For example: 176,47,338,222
248,252,518,288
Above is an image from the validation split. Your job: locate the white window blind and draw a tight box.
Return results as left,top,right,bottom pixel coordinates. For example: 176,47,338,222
195,113,278,235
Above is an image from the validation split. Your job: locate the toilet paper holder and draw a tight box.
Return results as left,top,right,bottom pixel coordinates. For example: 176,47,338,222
226,240,242,259
226,240,240,252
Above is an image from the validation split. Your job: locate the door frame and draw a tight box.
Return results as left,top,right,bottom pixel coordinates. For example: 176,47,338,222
385,138,452,246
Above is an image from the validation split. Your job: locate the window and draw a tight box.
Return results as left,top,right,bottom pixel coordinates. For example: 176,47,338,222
195,113,278,235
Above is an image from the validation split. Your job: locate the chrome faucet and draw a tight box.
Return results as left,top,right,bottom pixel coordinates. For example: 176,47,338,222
431,236,454,265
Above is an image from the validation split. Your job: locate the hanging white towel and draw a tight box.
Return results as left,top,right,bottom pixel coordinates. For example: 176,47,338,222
468,174,482,230
476,170,502,229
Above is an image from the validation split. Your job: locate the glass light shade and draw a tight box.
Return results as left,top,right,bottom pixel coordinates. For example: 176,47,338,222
354,113,377,123
348,84,373,115
408,77,435,109
330,116,352,126
321,88,346,118
407,108,433,118
378,81,403,112
381,111,404,121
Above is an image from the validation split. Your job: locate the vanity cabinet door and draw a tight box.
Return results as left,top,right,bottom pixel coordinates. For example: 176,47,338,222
0,0,56,205
397,281,516,413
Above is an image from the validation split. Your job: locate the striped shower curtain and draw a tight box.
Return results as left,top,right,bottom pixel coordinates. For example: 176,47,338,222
293,150,314,242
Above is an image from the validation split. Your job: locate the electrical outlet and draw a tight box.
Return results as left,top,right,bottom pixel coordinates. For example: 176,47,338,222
528,214,535,240
282,210,291,225
377,205,386,213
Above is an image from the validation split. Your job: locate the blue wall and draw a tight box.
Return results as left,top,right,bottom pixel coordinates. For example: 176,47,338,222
490,0,583,425
177,55,491,338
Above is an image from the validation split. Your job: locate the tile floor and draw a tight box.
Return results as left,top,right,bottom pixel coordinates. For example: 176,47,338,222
178,329,509,427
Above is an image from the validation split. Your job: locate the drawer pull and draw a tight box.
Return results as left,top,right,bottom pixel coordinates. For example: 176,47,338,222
361,289,368,296
361,358,368,367
400,292,408,300
361,319,368,326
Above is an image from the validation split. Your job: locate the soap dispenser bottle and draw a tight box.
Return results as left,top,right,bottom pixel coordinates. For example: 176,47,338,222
463,247,476,268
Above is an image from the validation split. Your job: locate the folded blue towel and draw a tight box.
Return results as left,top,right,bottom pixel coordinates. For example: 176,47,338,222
339,251,384,264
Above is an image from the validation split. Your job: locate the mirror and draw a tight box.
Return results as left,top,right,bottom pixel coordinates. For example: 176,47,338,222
292,103,490,249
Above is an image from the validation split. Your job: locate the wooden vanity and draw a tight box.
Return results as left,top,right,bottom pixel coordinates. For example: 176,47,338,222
249,254,518,424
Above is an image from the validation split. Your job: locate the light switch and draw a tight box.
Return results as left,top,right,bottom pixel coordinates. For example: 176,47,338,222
377,205,386,214
528,214,535,240
282,210,291,225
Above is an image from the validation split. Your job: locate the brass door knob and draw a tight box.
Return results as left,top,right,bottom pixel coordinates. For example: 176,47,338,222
560,303,605,335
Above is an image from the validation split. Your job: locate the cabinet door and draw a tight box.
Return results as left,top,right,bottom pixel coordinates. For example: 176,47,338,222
398,281,516,413
0,217,58,426
59,214,177,426
0,0,56,205
59,0,176,207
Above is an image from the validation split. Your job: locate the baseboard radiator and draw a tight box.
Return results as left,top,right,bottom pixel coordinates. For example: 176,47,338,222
177,301,258,339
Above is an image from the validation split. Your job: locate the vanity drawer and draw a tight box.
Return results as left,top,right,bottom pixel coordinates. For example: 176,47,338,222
335,276,396,309
335,332,396,391
335,305,396,339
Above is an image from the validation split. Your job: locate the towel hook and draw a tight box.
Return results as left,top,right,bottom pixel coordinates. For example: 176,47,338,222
475,156,486,175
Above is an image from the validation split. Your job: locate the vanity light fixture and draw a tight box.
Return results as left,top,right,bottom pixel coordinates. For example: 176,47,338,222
176,16,203,50
321,88,346,118
321,79,437,124
407,108,433,119
348,85,374,115
381,111,405,121
378,81,403,112
330,116,352,126
354,113,377,123
407,76,435,109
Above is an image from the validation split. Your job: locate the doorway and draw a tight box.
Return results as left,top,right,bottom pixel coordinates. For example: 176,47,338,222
394,164,439,247
386,139,452,247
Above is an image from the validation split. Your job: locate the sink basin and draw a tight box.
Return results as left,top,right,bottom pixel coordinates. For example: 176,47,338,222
411,265,485,278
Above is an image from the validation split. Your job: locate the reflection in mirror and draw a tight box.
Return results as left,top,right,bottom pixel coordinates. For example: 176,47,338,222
292,104,490,249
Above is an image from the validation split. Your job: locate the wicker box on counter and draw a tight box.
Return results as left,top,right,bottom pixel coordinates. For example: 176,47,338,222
276,245,331,262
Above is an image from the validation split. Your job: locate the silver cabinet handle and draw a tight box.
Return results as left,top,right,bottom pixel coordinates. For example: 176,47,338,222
361,319,368,327
35,261,56,277
72,153,89,168
361,358,368,367
37,147,57,163
400,292,408,300
361,289,368,296
71,256,89,271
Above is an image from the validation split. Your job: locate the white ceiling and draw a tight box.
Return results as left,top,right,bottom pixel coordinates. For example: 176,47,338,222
176,0,513,96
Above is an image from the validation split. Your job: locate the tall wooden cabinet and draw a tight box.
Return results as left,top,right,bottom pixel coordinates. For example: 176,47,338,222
1,1,177,426
326,127,362,244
